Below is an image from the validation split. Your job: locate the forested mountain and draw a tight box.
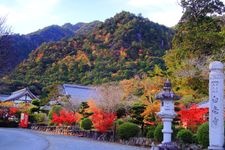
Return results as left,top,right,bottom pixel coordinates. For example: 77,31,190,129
0,21,101,77
163,0,225,104
3,11,174,93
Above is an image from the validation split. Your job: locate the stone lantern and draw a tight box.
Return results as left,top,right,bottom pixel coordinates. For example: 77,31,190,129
155,79,179,144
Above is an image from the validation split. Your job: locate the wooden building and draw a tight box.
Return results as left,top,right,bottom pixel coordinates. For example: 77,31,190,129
3,88,38,103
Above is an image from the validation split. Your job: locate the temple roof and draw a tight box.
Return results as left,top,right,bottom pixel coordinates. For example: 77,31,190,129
61,84,100,103
0,94,10,101
4,88,38,102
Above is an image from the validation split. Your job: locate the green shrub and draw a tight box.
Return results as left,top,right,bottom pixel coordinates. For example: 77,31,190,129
146,126,156,138
154,124,163,142
197,122,209,148
147,129,155,139
192,134,198,144
48,105,62,120
33,113,47,123
31,99,40,107
29,106,39,113
117,122,140,140
80,118,93,130
176,129,193,143
116,119,124,126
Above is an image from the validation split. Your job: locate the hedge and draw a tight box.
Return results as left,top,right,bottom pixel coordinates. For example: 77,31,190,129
117,122,140,140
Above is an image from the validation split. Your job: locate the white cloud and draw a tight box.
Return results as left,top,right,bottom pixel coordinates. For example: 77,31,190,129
127,0,179,8
147,9,182,27
126,0,182,26
0,0,61,34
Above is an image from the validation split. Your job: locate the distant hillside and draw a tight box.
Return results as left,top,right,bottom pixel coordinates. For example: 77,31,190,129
0,21,101,76
7,11,174,91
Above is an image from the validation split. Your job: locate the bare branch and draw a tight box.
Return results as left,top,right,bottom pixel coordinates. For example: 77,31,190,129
96,83,124,113
0,16,11,36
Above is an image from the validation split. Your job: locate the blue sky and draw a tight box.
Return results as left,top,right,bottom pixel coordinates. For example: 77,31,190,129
0,0,224,34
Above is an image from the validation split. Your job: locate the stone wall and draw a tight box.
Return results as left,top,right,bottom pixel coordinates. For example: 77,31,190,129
31,125,203,149
31,125,152,147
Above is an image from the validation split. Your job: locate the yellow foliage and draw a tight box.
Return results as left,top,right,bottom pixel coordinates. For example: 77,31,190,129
104,33,111,43
86,99,97,113
120,79,136,97
119,47,127,58
17,103,32,113
75,50,91,66
141,101,160,119
140,76,164,104
0,101,14,107
120,76,165,123
59,55,77,70
120,76,165,103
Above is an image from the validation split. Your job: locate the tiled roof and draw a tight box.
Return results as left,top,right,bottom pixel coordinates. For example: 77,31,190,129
0,94,10,101
61,84,100,103
197,100,209,108
4,88,38,102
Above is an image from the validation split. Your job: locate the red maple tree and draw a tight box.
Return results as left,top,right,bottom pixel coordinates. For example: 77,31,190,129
9,107,19,115
179,105,208,130
90,108,116,133
52,109,80,126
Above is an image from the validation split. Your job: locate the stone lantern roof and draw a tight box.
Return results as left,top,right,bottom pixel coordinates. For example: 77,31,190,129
155,79,180,101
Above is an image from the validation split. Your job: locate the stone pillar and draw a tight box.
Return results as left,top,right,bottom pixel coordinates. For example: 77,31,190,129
209,61,224,150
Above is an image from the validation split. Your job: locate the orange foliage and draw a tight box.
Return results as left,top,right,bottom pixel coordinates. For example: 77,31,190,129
36,52,44,62
0,101,14,108
119,47,127,58
87,100,97,111
142,101,160,125
120,76,164,102
104,33,111,43
140,76,164,104
87,100,116,133
140,77,176,125
142,101,160,117
75,50,91,66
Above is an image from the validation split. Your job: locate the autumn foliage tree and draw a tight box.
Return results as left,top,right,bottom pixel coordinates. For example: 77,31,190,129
90,108,116,133
179,105,208,131
141,101,160,125
9,107,19,115
51,109,81,126
87,100,116,133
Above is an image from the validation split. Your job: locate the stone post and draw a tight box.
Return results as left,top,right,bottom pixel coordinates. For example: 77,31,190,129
209,61,224,150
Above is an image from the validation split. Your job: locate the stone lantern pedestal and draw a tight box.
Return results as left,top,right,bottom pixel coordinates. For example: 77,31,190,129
158,116,174,143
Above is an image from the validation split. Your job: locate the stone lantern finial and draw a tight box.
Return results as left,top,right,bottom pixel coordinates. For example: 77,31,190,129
163,79,171,91
156,79,179,101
